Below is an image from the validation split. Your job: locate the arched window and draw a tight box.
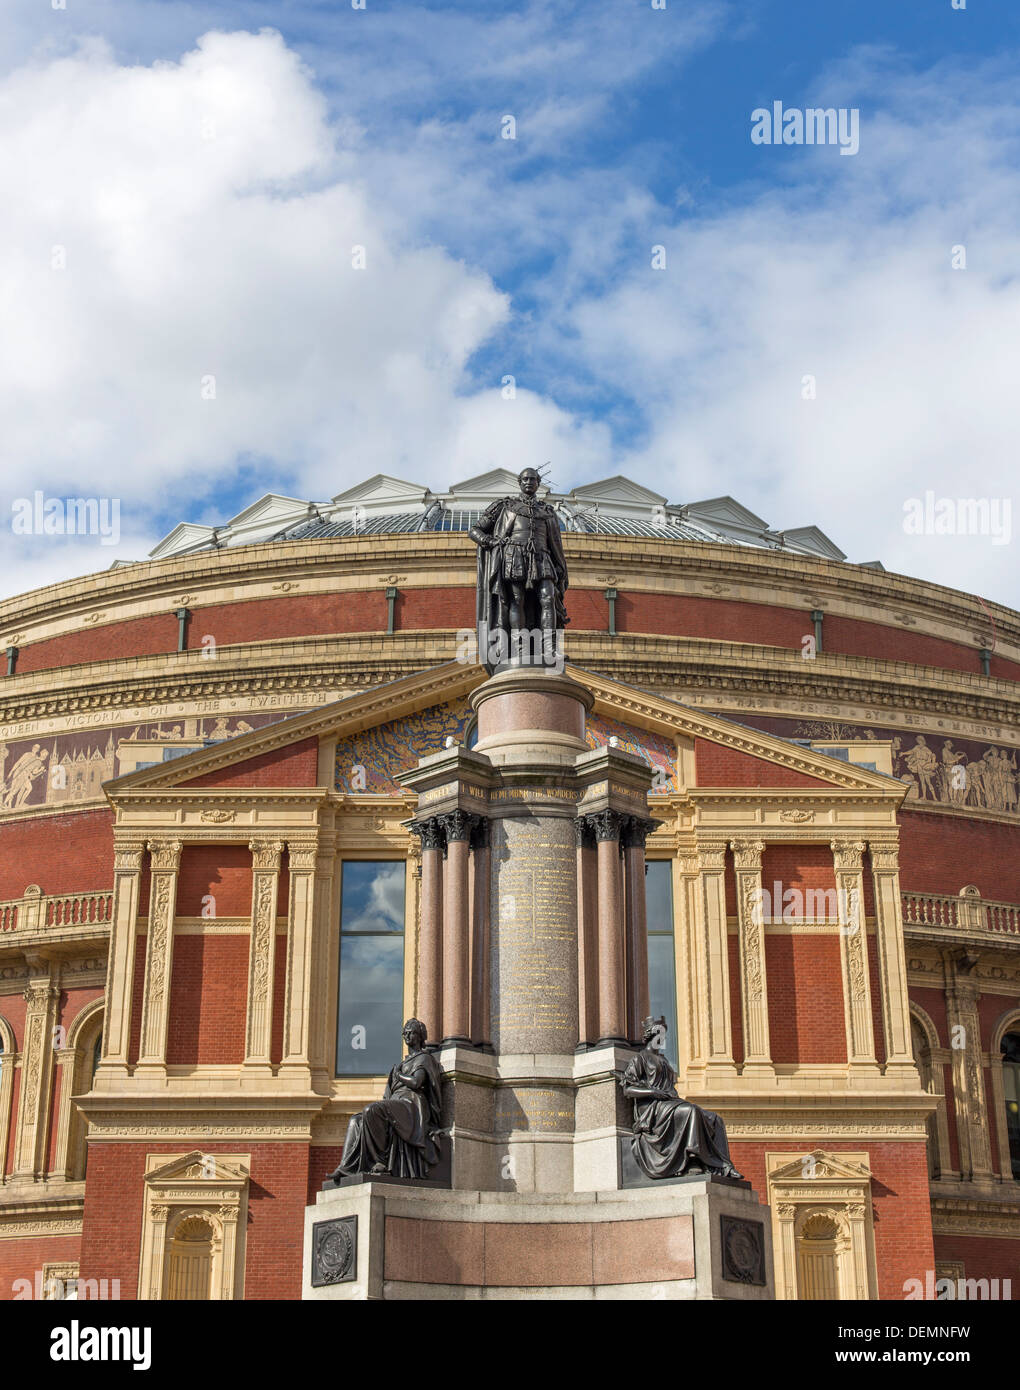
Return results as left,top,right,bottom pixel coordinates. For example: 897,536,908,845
165,1215,216,1300
1002,1032,1020,1180
911,1016,939,1180
59,1002,105,1181
0,1017,14,1180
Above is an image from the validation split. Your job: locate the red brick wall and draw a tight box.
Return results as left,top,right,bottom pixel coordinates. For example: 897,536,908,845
910,987,948,1044
185,593,387,648
0,990,28,1050
166,936,249,1066
614,592,809,646
0,1235,84,1300
979,993,1018,1050
869,948,886,1066
762,845,837,915
728,933,743,1064
270,936,287,1065
695,740,831,788
899,810,1020,902
766,935,847,1064
184,736,318,788
821,614,998,677
127,935,146,1065
176,845,252,917
15,614,179,674
931,1236,1020,1297
78,1141,311,1300
0,808,113,900
393,587,474,632
731,1139,935,1299
308,1147,344,1203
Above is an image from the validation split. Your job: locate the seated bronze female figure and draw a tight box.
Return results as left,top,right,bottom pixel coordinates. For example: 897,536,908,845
330,1018,444,1181
621,1019,743,1181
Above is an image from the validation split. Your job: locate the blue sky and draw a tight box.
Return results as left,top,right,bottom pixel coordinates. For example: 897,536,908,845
2,0,1019,607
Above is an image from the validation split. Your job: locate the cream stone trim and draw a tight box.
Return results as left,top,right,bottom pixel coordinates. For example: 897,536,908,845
278,840,320,1086
726,918,877,934
0,1207,83,1240
988,1005,1020,1185
730,839,772,1074
135,839,182,1079
41,1262,80,1299
171,917,287,935
12,973,61,1180
4,631,1020,791
137,1152,249,1300
943,950,995,1181
243,841,284,1073
0,1012,16,1181
51,998,105,1181
671,852,702,1085
102,840,145,1079
909,1002,955,1181
831,841,878,1071
693,839,735,1080
931,1196,1020,1239
868,841,915,1073
767,1150,878,1300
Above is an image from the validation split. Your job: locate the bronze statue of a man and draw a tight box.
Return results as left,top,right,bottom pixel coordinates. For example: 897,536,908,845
468,467,569,671
330,1019,444,1181
621,1019,743,1181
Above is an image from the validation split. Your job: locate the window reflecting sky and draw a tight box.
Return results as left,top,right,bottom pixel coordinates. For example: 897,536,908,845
336,862,406,1076
646,861,678,1068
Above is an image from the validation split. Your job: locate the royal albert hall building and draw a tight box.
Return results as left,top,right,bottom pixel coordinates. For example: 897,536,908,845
0,469,1018,1302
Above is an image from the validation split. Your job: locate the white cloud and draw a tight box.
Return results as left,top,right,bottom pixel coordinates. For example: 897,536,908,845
2,21,1020,618
563,60,1020,605
0,28,605,599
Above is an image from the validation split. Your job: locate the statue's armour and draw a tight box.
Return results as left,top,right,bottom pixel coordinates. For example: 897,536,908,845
506,498,553,547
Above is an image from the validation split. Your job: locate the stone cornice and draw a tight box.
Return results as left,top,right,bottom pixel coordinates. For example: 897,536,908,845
2,631,1017,735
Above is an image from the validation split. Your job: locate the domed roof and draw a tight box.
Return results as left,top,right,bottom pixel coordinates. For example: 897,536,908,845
148,469,848,563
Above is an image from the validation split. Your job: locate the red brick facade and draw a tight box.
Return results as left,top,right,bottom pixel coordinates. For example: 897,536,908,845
1,542,1017,1303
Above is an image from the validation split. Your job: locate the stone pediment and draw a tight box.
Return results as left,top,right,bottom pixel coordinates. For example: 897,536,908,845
682,496,770,534
148,522,218,559
329,474,430,512
103,661,901,800
767,1150,871,1184
447,469,528,498
225,493,311,531
569,476,668,510
144,1151,249,1185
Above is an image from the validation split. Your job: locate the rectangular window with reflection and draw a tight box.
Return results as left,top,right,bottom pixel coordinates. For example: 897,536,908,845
335,861,406,1076
646,860,678,1068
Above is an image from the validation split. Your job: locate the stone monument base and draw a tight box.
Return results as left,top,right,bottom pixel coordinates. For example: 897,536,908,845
302,1178,774,1300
